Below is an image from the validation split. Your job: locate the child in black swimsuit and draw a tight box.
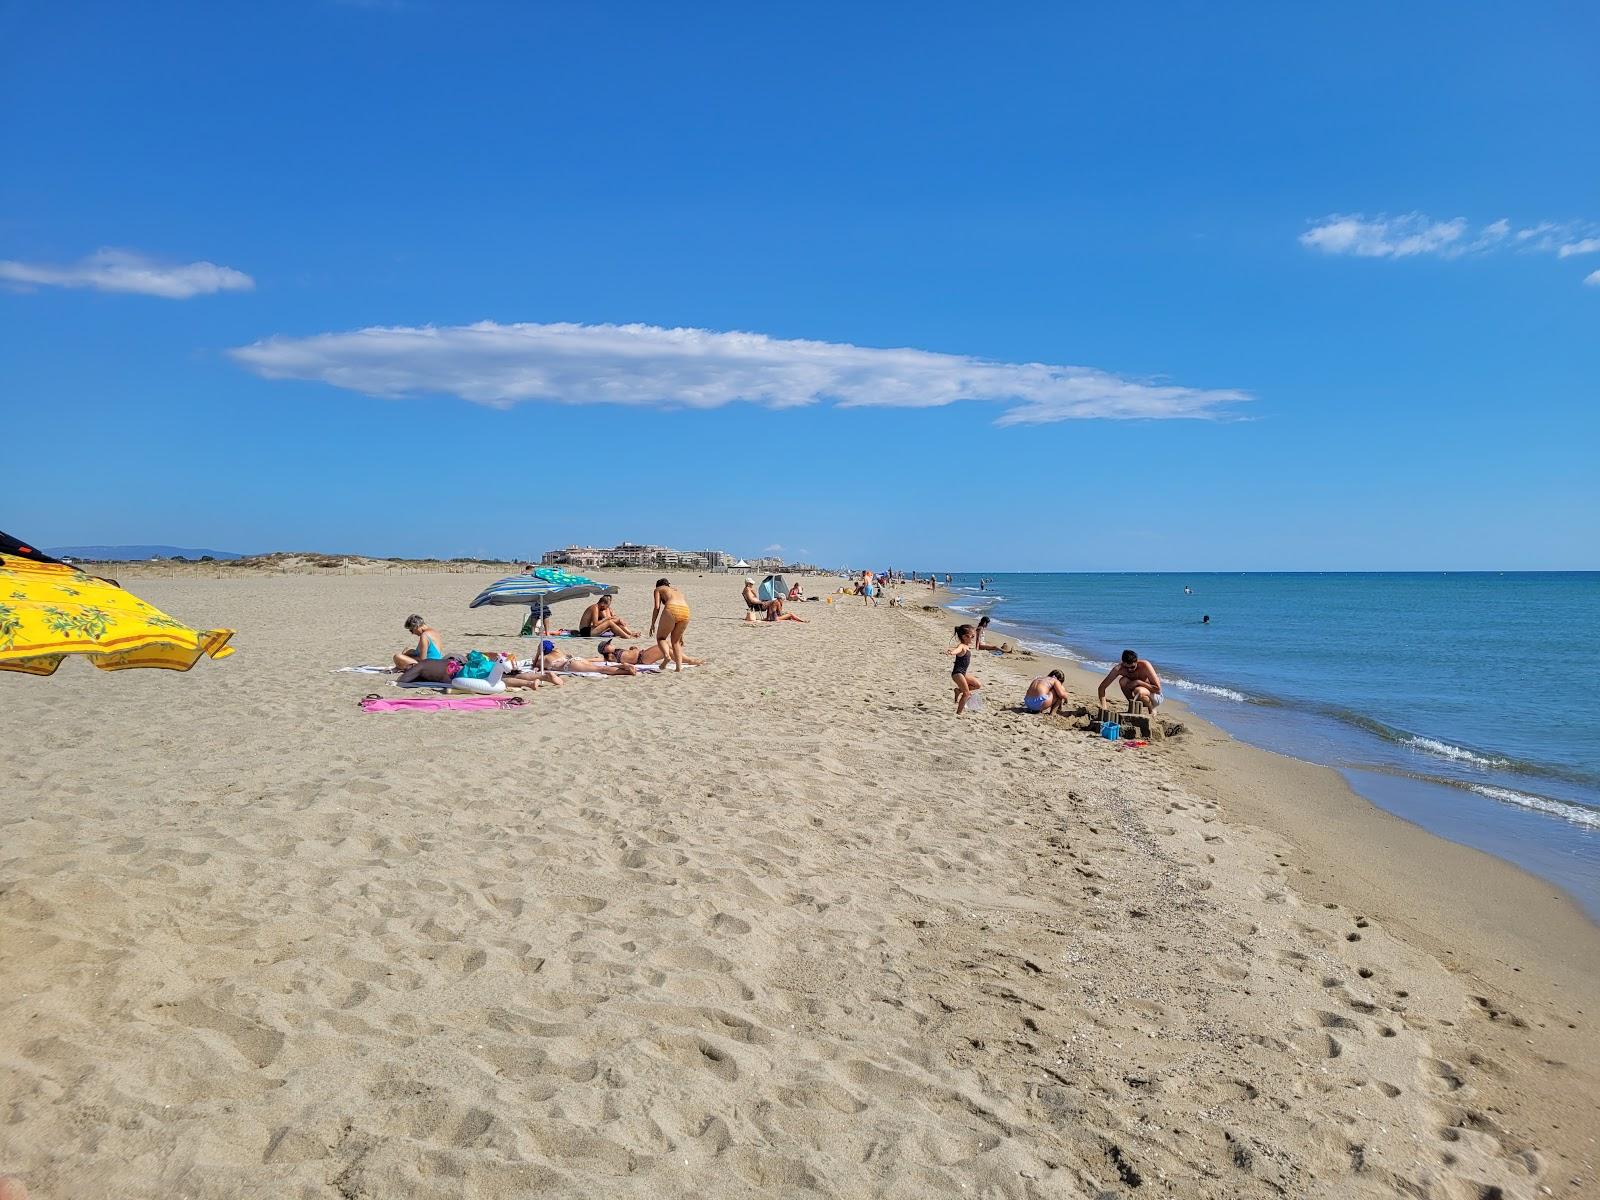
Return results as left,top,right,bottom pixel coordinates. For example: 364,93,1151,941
946,623,981,715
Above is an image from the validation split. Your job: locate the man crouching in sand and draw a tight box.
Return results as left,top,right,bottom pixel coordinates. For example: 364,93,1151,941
1099,649,1162,711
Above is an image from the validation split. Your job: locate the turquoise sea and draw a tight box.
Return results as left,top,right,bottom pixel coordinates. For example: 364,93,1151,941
945,573,1600,918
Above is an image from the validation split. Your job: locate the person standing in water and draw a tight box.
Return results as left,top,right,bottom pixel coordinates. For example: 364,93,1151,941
946,623,981,715
649,578,692,672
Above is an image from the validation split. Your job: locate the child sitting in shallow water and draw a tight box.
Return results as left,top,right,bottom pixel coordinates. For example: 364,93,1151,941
945,623,981,715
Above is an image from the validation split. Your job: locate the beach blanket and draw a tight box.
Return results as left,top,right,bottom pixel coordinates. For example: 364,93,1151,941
335,665,395,674
360,694,524,713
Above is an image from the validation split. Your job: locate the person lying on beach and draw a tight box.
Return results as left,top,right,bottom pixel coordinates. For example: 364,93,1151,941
393,614,445,669
946,623,980,715
1023,670,1071,714
536,646,638,676
1099,650,1163,711
577,595,638,639
975,615,1011,653
757,598,807,623
597,638,705,668
650,578,692,671
502,665,563,689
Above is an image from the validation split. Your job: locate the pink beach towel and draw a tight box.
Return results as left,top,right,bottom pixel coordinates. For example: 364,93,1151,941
360,695,525,713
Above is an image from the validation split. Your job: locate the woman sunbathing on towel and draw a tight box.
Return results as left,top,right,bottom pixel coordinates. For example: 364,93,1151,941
597,638,705,668
578,596,638,639
535,642,639,676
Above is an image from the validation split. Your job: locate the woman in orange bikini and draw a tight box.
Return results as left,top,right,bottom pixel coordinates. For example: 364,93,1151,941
649,578,693,672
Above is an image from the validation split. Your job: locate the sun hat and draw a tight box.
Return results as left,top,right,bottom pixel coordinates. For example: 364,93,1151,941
744,576,755,584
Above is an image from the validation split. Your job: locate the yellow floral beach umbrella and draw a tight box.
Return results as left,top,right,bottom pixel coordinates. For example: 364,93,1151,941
0,532,234,676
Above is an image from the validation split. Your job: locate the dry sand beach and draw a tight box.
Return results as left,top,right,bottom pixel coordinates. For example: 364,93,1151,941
2,567,1596,1199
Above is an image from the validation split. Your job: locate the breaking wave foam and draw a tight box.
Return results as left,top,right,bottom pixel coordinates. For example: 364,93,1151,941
1402,736,1510,769
1469,786,1600,831
1170,677,1248,702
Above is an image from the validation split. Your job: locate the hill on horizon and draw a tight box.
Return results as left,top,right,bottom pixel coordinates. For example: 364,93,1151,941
47,544,246,562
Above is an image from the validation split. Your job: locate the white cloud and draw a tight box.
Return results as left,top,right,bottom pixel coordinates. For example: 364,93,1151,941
1302,214,1600,285
0,248,254,298
1558,237,1600,258
229,321,1247,426
763,543,783,553
1586,270,1600,287
1300,214,1472,258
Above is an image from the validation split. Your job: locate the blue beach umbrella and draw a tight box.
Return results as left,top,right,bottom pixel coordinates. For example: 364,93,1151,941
468,568,619,661
468,567,618,611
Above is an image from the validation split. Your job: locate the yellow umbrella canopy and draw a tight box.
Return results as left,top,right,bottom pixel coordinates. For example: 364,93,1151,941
0,532,234,676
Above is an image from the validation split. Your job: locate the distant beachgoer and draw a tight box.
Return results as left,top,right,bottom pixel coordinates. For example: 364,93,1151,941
742,577,765,622
650,578,692,671
1099,649,1163,711
394,614,444,669
975,615,1010,653
1202,614,1211,625
599,638,705,668
1024,669,1070,715
787,580,803,601
578,595,637,639
760,598,807,623
946,623,981,715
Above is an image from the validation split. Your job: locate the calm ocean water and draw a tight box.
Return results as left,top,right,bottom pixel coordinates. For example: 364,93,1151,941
945,572,1600,918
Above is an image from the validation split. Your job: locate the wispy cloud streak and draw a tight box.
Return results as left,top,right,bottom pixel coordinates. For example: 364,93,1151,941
0,248,254,298
228,321,1247,426
1300,214,1600,283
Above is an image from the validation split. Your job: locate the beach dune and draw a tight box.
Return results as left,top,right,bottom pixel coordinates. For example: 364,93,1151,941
1,568,1594,1198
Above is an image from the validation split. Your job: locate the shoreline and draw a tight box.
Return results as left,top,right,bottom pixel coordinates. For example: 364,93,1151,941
943,588,1600,922
928,588,1600,951
918,586,1600,1190
2,567,1596,1198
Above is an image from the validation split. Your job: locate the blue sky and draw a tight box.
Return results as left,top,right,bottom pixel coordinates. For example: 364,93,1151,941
2,1,1596,569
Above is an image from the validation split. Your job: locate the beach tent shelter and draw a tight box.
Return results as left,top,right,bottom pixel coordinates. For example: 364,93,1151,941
0,530,234,675
756,574,786,603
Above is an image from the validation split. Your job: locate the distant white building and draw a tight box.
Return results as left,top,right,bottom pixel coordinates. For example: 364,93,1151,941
542,545,605,568
542,542,721,570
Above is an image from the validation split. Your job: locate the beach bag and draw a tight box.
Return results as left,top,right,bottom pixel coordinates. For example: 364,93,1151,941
457,650,496,681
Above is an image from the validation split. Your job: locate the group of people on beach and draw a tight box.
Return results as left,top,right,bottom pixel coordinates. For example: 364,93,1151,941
392,577,703,690
741,577,808,624
946,619,1162,719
